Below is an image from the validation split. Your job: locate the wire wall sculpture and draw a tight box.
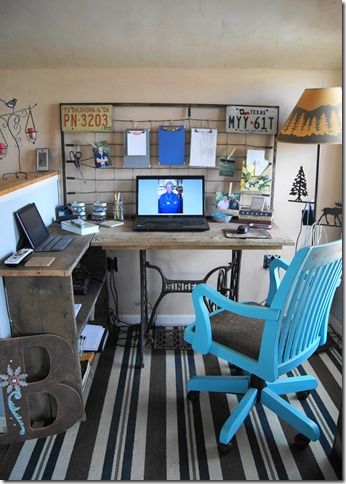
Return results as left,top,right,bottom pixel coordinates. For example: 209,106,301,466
0,97,38,180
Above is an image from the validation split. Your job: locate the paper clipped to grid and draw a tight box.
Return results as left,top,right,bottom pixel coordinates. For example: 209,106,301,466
189,128,217,167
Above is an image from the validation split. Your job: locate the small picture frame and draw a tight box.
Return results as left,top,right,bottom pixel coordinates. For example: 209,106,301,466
36,148,49,171
215,192,240,211
93,141,111,168
250,196,266,211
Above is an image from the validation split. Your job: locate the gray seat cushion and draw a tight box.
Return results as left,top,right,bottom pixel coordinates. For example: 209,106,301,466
210,305,265,360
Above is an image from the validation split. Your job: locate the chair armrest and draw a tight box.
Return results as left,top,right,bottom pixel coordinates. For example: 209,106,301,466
194,284,280,320
270,257,290,272
190,283,281,354
266,257,290,306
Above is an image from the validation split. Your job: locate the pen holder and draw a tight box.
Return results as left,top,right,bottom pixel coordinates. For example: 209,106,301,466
113,196,124,221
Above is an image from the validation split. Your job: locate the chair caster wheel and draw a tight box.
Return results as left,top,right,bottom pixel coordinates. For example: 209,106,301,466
187,390,200,402
218,441,232,454
297,391,310,400
294,433,311,448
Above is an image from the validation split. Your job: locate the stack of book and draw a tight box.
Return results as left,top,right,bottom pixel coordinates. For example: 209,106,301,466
61,219,99,235
99,220,124,228
79,324,109,389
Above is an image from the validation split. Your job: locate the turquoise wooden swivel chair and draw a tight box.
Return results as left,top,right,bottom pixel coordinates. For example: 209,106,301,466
184,240,342,450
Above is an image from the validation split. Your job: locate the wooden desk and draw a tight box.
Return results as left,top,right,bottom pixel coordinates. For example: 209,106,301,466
92,220,293,251
92,220,294,367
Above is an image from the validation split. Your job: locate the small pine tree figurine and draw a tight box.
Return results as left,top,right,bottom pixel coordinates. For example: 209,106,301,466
289,166,309,202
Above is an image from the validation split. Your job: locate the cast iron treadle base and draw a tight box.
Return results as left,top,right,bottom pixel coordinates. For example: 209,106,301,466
152,326,191,350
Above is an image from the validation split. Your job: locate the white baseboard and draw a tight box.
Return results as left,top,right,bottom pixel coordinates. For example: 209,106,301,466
119,314,194,326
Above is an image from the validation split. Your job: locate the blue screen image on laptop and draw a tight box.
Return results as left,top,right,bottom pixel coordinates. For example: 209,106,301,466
137,176,204,216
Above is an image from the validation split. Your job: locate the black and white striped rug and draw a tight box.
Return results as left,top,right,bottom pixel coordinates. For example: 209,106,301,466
0,326,342,480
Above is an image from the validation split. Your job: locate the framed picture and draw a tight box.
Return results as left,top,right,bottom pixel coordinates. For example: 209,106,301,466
250,196,266,211
93,141,111,168
215,192,240,211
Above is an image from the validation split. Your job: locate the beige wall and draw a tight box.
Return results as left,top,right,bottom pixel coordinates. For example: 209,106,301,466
1,67,342,321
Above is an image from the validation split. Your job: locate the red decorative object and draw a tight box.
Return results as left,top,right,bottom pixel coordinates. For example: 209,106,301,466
26,127,38,143
0,142,7,158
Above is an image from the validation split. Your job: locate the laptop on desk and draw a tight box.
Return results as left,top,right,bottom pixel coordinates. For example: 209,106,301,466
15,203,73,252
134,175,210,232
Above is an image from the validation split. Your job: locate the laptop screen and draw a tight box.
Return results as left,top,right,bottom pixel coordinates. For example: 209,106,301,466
15,203,50,249
136,176,205,216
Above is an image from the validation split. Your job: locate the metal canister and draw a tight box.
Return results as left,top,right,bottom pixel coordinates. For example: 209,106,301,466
92,201,107,221
70,201,87,220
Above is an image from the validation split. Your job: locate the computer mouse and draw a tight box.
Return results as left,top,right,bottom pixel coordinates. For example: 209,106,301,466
237,224,249,234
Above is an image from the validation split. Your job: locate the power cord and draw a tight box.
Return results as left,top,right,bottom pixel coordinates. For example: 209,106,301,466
295,203,329,251
295,203,307,252
107,266,140,348
310,222,328,246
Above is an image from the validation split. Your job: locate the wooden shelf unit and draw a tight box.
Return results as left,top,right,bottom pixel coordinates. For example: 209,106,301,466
0,227,107,423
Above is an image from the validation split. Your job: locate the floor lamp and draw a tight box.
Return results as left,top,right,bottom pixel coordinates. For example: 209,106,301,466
277,87,342,223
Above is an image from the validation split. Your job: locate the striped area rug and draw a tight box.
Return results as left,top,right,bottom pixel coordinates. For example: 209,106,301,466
0,326,342,480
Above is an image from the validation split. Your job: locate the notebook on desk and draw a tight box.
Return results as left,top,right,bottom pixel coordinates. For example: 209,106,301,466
134,175,210,231
15,203,73,252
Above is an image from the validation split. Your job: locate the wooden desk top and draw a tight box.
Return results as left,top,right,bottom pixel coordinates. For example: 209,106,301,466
0,232,93,277
0,221,294,276
92,220,294,251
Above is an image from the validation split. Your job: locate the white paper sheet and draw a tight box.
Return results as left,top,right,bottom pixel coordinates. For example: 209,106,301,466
80,324,105,351
127,130,147,156
74,303,82,316
246,149,266,175
189,128,217,167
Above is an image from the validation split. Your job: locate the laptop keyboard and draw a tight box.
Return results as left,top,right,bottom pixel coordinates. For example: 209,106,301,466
36,236,73,252
135,217,210,232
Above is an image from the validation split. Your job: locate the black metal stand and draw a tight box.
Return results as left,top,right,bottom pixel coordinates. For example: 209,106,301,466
314,144,320,216
136,249,242,365
138,250,148,368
